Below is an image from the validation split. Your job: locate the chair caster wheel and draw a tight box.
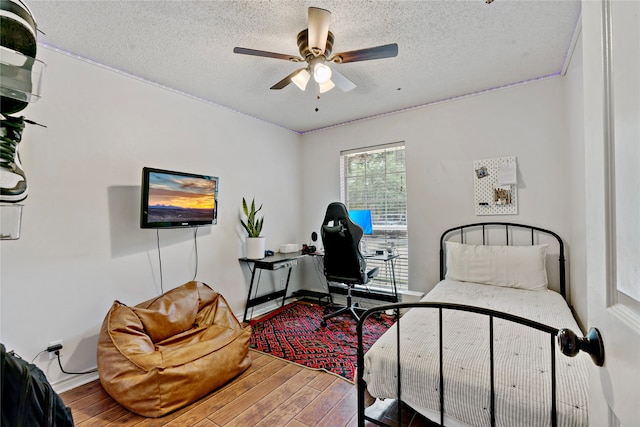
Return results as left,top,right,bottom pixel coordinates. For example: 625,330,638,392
320,320,327,327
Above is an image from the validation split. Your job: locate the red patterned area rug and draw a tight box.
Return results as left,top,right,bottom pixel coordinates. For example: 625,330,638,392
249,302,395,382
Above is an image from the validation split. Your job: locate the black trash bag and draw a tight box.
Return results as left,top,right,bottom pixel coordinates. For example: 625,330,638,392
1,343,74,426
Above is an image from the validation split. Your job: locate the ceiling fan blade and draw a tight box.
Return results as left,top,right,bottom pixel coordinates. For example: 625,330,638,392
270,68,309,90
329,43,398,64
233,47,303,62
330,68,356,92
307,7,331,56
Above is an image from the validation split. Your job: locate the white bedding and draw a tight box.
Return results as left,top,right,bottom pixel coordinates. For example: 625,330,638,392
363,280,589,426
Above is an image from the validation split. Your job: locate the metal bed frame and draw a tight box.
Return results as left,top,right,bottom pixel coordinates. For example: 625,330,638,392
356,222,603,427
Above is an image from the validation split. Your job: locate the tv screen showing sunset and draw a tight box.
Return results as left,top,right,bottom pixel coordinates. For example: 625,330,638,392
147,171,216,224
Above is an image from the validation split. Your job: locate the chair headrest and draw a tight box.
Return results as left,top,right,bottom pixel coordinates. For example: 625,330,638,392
322,224,343,234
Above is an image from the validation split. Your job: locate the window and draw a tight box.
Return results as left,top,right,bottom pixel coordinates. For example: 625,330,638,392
340,142,409,289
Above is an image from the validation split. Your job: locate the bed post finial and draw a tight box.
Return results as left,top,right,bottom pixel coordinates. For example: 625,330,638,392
557,327,605,366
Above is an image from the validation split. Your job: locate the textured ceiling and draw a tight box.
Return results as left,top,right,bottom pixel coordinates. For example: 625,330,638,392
26,0,581,133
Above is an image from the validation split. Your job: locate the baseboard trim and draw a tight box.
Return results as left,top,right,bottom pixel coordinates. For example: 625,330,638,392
235,300,284,323
51,371,99,394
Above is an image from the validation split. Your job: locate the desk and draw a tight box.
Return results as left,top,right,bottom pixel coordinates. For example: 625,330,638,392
239,252,305,322
363,252,400,300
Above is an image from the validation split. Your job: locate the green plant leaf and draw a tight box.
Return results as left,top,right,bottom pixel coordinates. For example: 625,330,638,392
242,197,249,217
241,196,264,237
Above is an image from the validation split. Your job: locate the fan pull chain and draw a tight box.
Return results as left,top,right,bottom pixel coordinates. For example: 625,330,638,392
315,84,321,112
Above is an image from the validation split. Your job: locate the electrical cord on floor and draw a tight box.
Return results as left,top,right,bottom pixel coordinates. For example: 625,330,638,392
55,350,97,375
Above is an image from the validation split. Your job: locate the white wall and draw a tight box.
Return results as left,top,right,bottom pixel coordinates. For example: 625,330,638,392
300,77,574,299
0,47,302,390
564,30,588,329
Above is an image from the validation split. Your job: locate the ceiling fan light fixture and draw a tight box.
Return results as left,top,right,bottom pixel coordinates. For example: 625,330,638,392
291,68,311,91
313,62,332,84
318,79,335,94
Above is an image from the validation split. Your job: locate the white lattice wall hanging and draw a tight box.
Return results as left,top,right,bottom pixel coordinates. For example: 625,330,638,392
473,156,518,215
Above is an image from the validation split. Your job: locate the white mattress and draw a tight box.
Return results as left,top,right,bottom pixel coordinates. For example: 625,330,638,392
363,280,589,426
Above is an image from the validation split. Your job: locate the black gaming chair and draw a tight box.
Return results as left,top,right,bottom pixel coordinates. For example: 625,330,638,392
320,202,378,327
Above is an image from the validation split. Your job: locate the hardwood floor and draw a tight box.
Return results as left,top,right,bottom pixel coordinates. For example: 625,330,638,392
60,350,435,427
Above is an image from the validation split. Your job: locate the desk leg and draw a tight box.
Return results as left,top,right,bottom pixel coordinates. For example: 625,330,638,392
282,267,293,307
390,258,398,302
243,267,258,323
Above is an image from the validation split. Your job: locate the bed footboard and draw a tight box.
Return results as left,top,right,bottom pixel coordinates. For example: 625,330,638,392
356,302,599,427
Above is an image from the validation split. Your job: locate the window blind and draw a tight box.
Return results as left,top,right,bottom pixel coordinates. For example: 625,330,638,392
340,142,409,289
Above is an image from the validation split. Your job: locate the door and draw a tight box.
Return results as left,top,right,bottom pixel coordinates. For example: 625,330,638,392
583,1,640,426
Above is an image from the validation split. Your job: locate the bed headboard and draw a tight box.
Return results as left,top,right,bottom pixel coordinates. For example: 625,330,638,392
439,222,566,300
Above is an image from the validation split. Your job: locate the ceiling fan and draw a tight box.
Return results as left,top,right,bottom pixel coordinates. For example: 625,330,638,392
233,7,398,94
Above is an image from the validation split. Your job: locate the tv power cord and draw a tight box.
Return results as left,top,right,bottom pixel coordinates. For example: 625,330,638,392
46,344,97,375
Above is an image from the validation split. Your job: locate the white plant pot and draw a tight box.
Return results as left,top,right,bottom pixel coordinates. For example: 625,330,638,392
245,236,266,259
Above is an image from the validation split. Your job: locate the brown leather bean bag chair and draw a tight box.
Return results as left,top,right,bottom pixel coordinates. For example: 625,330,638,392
97,281,251,417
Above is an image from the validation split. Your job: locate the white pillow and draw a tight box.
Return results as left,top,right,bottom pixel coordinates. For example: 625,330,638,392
445,241,548,290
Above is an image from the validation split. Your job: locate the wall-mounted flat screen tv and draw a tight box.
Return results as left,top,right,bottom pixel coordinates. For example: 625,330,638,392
140,167,218,228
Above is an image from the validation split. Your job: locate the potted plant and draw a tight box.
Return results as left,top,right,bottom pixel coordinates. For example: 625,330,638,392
241,197,265,259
